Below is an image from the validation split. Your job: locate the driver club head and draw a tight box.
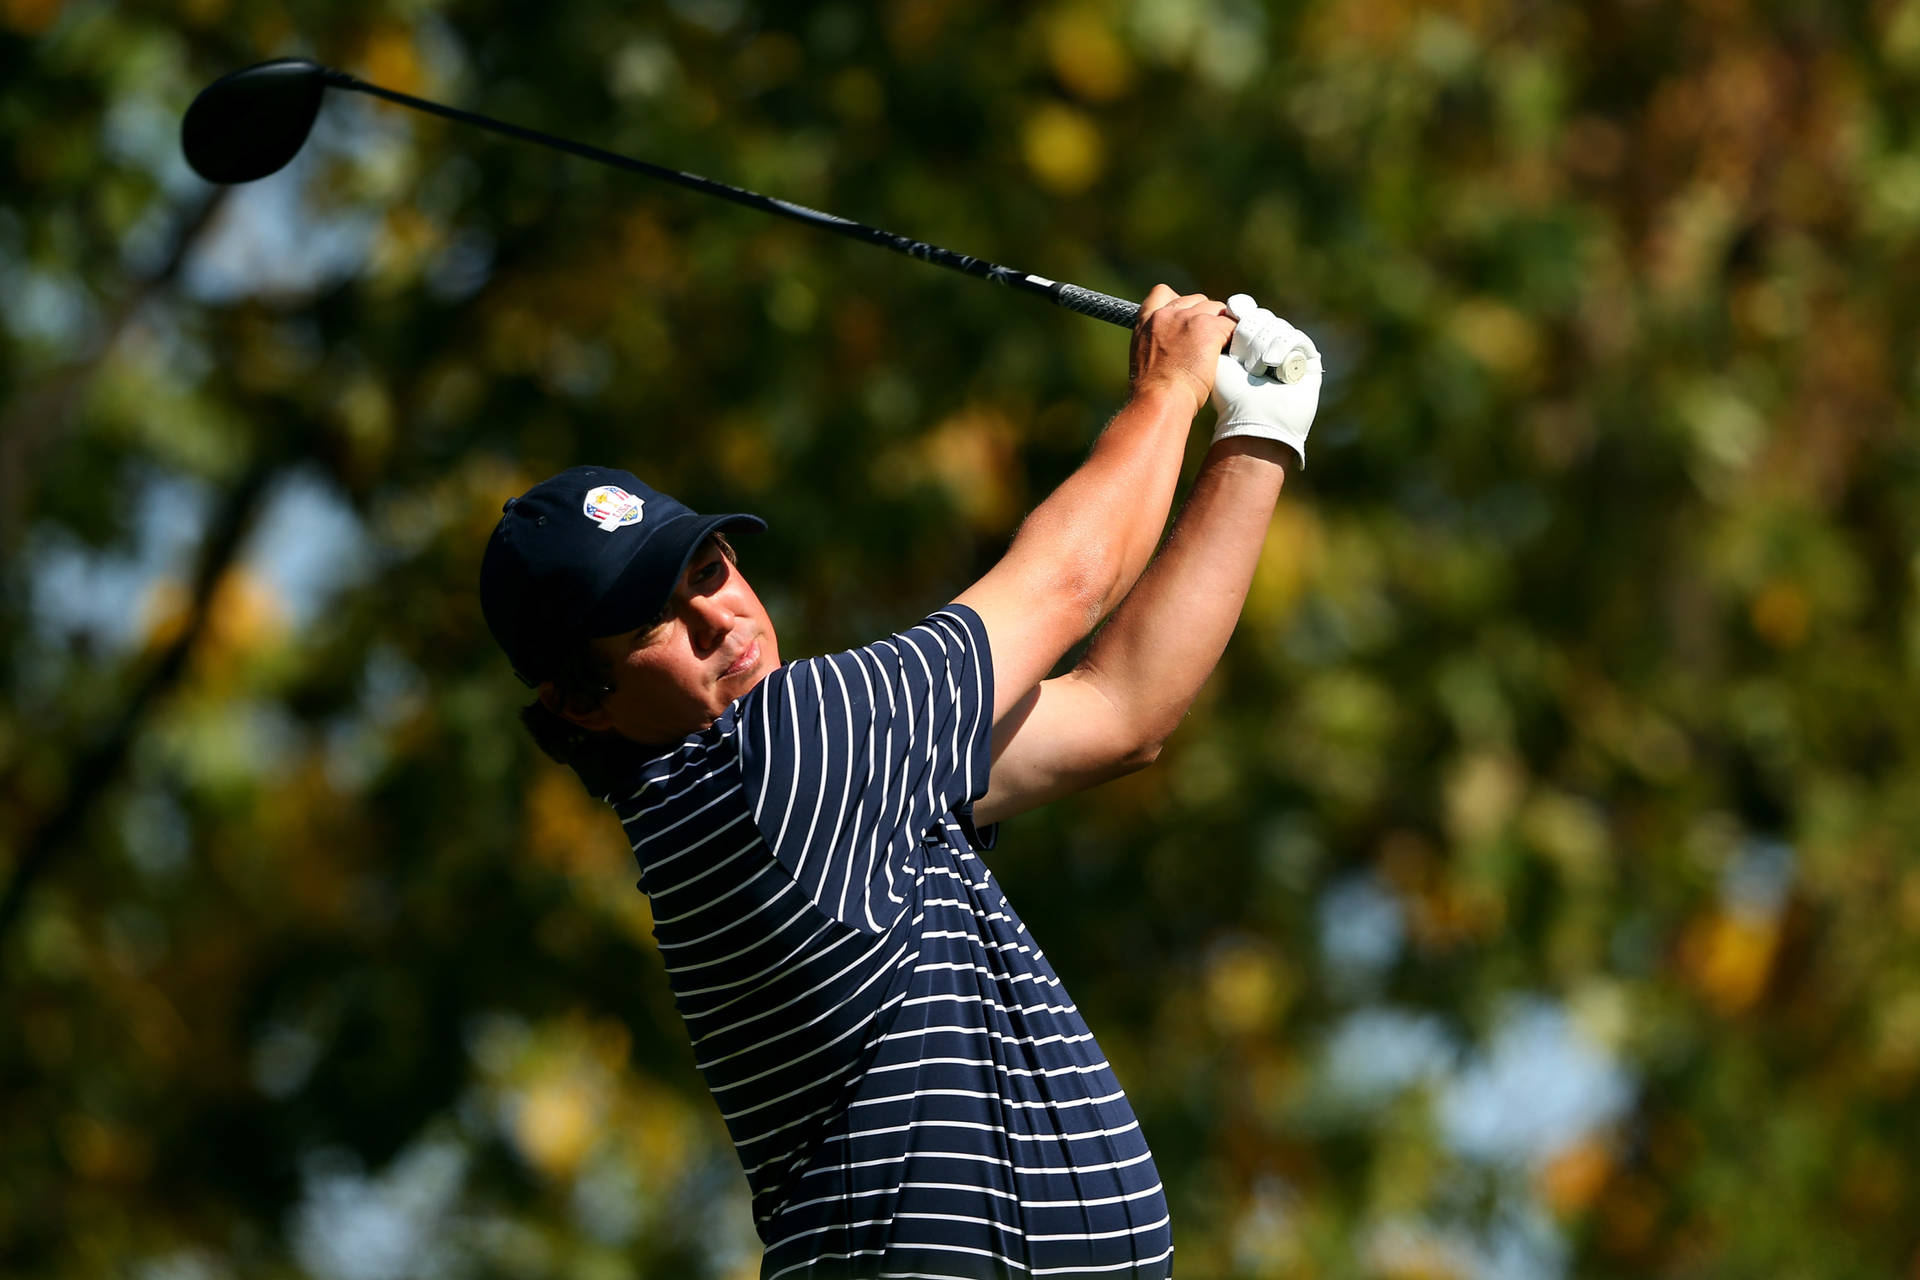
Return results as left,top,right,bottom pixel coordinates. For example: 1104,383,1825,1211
181,57,330,184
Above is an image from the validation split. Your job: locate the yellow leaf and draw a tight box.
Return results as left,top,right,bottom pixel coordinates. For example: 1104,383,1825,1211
1448,297,1541,379
1681,910,1778,1014
1046,7,1134,102
737,31,803,91
1203,941,1292,1038
876,405,1026,533
1538,1136,1614,1216
1750,579,1810,649
1520,789,1610,884
0,0,63,34
527,768,630,881
1244,502,1324,627
886,0,955,57
1022,103,1106,195
1444,750,1524,847
145,569,287,671
514,1076,597,1179
60,1113,153,1183
362,26,424,97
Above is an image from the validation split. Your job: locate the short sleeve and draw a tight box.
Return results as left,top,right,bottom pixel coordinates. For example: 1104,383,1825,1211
736,605,995,932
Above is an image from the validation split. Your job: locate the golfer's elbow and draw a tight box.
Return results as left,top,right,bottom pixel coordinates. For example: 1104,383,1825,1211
1115,735,1165,774
1071,734,1161,797
1078,669,1169,773
1015,512,1130,632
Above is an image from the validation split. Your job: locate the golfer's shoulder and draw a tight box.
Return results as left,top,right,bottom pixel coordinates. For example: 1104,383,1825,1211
746,609,988,714
605,716,752,824
829,606,993,686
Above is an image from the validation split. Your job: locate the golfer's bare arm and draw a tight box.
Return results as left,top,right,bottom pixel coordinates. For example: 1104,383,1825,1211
971,434,1293,826
953,284,1234,720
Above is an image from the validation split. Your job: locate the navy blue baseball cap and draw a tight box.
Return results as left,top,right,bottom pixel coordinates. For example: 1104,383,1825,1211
479,465,765,686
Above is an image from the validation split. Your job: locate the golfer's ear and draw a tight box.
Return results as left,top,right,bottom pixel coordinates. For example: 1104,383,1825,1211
538,681,614,732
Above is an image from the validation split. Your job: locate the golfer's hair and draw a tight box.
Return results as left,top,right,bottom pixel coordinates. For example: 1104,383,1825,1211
519,532,738,766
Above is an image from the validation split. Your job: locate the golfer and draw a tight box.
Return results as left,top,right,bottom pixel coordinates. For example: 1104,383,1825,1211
480,285,1321,1278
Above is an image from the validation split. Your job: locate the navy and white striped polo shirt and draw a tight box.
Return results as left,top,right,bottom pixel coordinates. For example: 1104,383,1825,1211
577,606,1172,1278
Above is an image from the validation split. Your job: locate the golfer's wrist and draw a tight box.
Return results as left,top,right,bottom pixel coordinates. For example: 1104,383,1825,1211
1125,376,1207,421
1205,433,1296,474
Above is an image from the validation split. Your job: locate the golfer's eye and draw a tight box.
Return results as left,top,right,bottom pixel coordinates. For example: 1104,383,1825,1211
691,558,724,586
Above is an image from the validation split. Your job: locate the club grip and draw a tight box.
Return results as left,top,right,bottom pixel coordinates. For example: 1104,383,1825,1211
1053,284,1142,330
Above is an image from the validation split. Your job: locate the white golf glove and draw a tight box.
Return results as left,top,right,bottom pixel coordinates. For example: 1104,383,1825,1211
1210,293,1322,467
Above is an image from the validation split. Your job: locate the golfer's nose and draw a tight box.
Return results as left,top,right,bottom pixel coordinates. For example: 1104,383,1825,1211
684,588,733,648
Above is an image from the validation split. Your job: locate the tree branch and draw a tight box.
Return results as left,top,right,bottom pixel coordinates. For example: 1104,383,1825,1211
0,452,280,941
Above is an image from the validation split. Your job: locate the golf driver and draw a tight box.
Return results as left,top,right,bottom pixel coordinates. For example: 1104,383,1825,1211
182,59,1311,380
183,58,1152,327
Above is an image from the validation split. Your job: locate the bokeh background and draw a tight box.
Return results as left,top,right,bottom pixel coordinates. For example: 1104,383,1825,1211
6,0,1920,1276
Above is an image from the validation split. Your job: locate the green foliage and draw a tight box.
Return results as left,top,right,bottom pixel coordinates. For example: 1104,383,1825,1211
4,1,1920,1277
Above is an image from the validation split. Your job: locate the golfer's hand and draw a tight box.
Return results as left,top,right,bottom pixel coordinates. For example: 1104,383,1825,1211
1129,285,1237,415
1210,293,1321,467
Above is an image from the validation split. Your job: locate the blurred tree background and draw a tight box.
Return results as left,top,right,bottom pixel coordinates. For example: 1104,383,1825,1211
4,0,1919,1276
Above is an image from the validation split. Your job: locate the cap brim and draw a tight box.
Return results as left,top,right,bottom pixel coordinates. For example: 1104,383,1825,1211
583,511,766,639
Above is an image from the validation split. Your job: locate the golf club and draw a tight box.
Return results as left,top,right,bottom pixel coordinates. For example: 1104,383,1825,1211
181,58,1149,330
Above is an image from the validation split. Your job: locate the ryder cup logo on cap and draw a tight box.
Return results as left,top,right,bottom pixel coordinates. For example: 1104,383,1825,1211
583,485,644,532
479,464,767,688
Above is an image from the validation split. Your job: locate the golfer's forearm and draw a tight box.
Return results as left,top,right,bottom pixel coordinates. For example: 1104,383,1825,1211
1002,383,1200,622
1075,436,1291,752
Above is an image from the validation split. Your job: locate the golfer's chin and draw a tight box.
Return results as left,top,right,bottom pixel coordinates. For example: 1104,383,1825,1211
620,683,767,748
612,633,777,746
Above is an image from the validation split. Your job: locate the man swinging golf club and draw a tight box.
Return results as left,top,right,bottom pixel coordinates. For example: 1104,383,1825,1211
480,286,1322,1278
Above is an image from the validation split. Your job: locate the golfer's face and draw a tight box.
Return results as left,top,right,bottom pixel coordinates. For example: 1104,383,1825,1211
587,538,779,745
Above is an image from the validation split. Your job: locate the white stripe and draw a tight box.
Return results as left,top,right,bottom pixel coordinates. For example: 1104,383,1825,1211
654,877,795,951
775,1176,1163,1217
697,938,910,1073
766,1207,1091,1256
752,669,778,825
899,991,1080,1021
683,922,869,1015
861,1055,1113,1082
790,659,834,895
623,771,738,844
865,637,919,928
879,1257,1174,1280
929,618,969,824
890,632,943,914
1033,1244,1174,1275
915,927,1034,956
615,721,739,805
689,922,906,1042
862,641,900,931
827,1116,1141,1147
842,1085,1127,1113
661,897,817,974
771,1207,1170,1254
829,653,868,922
921,862,992,892
769,661,810,875
798,1144,1156,1181
713,982,911,1100
766,1243,1001,1280
1031,1215,1171,1242
953,610,987,804
650,845,772,926
671,913,846,1000
734,1094,844,1168
909,962,1063,992
768,1239,1172,1280
874,1024,1095,1053
646,835,761,907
